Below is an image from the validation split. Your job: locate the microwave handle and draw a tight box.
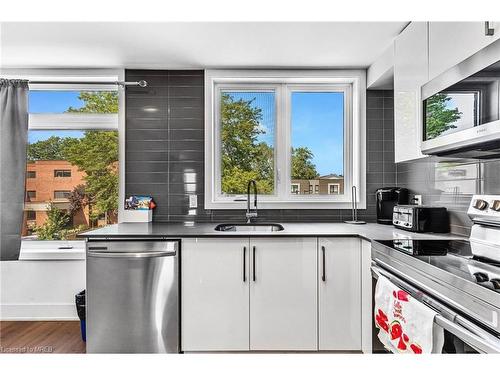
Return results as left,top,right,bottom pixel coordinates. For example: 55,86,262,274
372,263,500,353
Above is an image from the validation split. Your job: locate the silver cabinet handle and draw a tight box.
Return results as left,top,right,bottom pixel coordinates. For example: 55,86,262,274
87,250,176,258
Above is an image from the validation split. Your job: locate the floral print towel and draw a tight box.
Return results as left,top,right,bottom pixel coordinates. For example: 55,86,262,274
374,274,444,353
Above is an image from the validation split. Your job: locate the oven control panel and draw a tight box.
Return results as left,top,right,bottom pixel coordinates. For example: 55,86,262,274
468,195,500,223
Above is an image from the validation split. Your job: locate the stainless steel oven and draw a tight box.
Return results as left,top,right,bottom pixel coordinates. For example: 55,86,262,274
371,195,500,353
372,195,500,353
371,260,500,353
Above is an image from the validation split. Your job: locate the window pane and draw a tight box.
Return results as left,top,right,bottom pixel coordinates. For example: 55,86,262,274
54,170,71,177
220,91,275,195
26,211,36,221
424,92,479,140
290,91,344,195
24,129,119,240
54,190,71,199
29,91,118,114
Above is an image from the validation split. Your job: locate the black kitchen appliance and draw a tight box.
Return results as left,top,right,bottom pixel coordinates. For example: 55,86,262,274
393,205,449,233
375,187,409,224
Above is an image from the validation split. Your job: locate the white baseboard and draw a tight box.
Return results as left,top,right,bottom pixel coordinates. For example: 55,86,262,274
0,303,79,321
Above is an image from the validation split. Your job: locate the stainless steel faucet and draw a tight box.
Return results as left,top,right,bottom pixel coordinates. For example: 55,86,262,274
246,180,258,223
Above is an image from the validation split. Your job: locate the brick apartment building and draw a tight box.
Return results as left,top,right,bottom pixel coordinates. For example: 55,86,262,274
291,174,344,195
23,160,89,237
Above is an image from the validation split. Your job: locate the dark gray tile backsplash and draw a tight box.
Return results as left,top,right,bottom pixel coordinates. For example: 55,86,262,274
125,71,395,223
396,156,500,235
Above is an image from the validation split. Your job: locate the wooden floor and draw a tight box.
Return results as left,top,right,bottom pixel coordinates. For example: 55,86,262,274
0,321,86,354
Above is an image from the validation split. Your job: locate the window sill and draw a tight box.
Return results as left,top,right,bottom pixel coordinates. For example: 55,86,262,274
205,200,367,210
19,240,85,261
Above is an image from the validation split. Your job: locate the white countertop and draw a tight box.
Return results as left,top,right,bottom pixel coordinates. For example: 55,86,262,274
79,222,465,242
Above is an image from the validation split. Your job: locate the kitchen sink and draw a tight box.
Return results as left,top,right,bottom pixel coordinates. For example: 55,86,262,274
214,223,285,232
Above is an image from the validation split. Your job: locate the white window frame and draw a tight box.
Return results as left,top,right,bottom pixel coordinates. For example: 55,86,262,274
2,69,125,260
213,83,282,201
205,69,366,209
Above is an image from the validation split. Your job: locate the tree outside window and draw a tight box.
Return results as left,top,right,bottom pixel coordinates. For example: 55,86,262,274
24,91,119,240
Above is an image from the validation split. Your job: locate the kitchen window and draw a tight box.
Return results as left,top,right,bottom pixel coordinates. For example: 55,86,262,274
205,70,366,209
22,77,120,251
54,169,71,177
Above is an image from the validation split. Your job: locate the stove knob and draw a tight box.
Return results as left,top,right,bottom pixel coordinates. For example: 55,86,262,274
473,199,489,210
491,279,500,289
473,272,489,282
491,200,500,212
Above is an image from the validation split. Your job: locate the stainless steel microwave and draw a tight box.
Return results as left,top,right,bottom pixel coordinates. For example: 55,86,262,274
421,38,500,159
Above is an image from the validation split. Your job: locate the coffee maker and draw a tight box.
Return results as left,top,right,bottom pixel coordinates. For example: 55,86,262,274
375,187,409,224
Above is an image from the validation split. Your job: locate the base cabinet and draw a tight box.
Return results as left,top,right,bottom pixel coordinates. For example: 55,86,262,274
318,237,362,351
181,238,250,351
250,237,317,351
181,236,365,352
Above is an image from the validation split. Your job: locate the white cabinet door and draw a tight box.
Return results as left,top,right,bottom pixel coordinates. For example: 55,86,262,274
429,22,500,81
250,237,317,351
318,237,361,351
394,21,429,162
360,240,372,353
181,238,250,351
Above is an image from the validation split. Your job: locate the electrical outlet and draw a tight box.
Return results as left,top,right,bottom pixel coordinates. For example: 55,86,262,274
413,195,422,205
189,195,198,208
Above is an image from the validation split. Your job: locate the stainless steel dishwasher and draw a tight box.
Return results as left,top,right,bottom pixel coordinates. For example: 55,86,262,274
86,238,179,353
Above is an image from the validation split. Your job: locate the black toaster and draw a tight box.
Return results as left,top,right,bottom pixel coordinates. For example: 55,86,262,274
393,205,449,233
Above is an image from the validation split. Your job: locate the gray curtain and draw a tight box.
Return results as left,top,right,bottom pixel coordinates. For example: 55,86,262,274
0,79,29,261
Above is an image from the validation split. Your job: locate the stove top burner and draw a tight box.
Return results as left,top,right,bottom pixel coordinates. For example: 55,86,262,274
376,239,500,293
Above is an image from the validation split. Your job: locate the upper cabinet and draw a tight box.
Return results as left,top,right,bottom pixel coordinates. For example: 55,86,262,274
389,22,500,163
428,22,500,81
393,22,429,162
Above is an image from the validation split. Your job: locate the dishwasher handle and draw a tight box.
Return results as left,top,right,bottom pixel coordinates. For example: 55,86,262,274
87,250,176,258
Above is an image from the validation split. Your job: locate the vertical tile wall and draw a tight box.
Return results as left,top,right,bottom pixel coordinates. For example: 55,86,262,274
366,90,397,215
125,70,211,222
125,70,396,223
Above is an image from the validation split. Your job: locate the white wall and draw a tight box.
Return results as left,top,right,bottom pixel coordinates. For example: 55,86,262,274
0,259,85,320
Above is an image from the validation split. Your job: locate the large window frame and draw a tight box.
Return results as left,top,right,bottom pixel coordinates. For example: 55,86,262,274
205,70,366,209
1,69,125,259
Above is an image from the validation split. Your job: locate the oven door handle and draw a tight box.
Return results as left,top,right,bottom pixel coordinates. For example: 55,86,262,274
372,263,500,353
434,314,500,353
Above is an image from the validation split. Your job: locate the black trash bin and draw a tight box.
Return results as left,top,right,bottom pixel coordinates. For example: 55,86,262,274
75,290,86,342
